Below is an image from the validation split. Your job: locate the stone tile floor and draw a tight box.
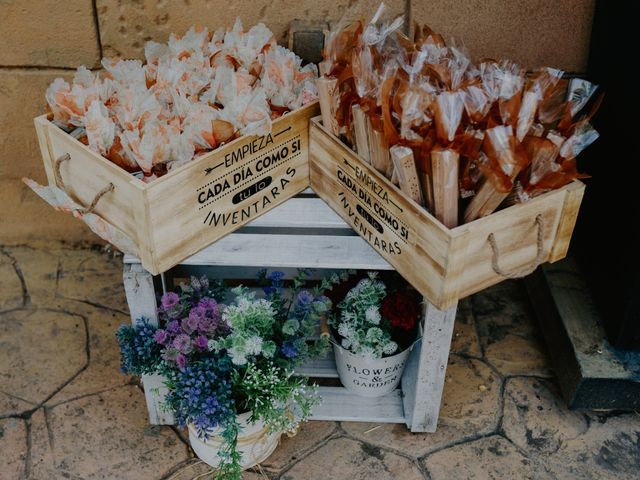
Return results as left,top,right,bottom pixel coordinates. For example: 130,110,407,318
1,244,639,479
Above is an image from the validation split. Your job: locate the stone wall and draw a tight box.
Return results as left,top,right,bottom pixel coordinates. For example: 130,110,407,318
0,0,595,244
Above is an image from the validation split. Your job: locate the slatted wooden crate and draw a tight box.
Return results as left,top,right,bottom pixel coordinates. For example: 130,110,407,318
34,102,319,275
309,117,585,310
123,190,458,432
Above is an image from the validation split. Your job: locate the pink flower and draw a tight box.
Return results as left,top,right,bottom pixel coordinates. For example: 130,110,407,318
154,329,169,345
167,320,181,334
193,335,208,350
188,306,206,322
176,354,187,370
161,292,180,309
198,298,219,316
182,316,199,334
173,334,192,354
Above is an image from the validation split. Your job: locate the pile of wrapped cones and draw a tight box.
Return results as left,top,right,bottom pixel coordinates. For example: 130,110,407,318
45,19,318,182
317,4,601,228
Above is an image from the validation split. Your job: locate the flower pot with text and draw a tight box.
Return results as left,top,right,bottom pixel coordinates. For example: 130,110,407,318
188,412,281,470
328,272,421,398
333,341,413,397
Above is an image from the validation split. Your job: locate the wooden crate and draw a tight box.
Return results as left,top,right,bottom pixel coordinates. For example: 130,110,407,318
123,190,458,432
309,117,585,310
34,101,319,275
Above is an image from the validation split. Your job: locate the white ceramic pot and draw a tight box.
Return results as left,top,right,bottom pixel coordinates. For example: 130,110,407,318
188,412,280,469
333,341,412,398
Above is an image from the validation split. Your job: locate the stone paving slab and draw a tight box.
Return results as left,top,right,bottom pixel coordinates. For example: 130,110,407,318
342,355,501,457
1,244,640,479
423,435,549,480
30,386,189,480
449,298,482,358
0,417,28,480
281,437,425,480
502,377,588,454
0,309,88,411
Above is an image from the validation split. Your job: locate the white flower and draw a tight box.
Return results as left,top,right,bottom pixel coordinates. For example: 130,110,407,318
282,318,300,336
245,335,263,355
383,341,398,356
228,346,247,365
338,322,355,339
359,345,376,359
365,306,381,325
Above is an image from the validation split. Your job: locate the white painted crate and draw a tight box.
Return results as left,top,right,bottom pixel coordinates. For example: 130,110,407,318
122,189,457,432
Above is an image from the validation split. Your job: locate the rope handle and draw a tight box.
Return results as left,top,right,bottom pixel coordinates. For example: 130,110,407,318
487,214,545,279
54,153,114,215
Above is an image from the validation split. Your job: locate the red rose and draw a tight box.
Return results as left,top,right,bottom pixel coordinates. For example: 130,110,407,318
382,289,419,331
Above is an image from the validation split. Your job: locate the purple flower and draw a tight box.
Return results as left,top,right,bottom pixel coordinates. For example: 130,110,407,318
153,329,169,345
176,353,187,370
281,341,298,359
162,347,179,362
197,316,217,333
198,298,219,316
193,335,209,350
161,292,180,309
182,316,199,335
167,320,181,334
268,271,285,282
189,306,206,321
173,334,193,354
262,286,276,296
296,290,314,306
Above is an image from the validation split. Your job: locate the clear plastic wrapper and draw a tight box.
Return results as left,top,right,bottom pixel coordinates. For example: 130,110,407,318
84,100,116,156
320,8,600,224
559,121,599,160
43,18,318,178
433,91,464,144
480,125,527,192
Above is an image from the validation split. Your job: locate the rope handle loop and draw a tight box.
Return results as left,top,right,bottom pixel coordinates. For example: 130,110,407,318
54,153,114,215
487,214,545,279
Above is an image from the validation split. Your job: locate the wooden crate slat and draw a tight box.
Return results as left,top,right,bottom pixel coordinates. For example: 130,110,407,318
402,302,457,432
125,233,393,270
295,354,339,378
242,197,349,230
310,386,405,423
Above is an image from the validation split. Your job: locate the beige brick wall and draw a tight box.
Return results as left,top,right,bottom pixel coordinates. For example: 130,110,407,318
0,0,594,244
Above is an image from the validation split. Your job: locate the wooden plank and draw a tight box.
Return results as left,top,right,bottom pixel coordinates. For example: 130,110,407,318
402,300,457,432
431,148,459,229
439,230,471,310
241,198,349,230
368,127,392,178
310,386,405,423
123,263,174,425
33,116,57,187
126,233,393,270
390,145,424,206
454,186,569,299
43,118,149,257
317,77,339,136
548,181,586,262
139,374,174,426
35,104,319,276
309,117,454,308
146,102,318,274
310,116,584,308
351,104,371,164
123,263,158,325
296,355,339,378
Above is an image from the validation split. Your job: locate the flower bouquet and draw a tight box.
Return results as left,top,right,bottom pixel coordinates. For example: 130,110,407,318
117,271,334,478
327,272,421,397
